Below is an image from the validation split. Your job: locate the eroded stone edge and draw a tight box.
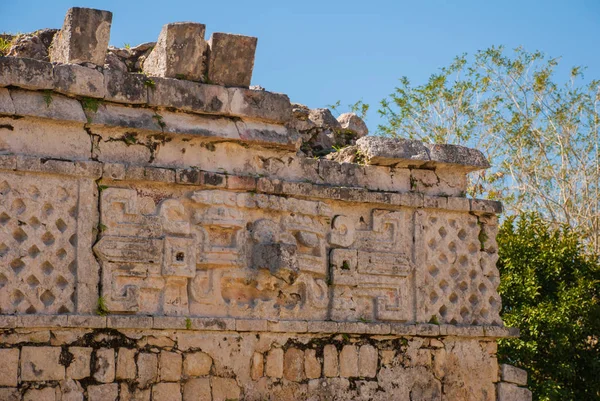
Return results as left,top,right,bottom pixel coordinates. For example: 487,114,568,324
0,314,517,338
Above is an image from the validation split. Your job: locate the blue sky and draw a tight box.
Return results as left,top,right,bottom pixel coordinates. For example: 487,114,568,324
2,0,599,131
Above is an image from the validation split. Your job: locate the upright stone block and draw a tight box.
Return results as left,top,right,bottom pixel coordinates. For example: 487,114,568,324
50,7,113,65
207,32,257,87
143,23,208,82
0,349,19,387
21,346,65,381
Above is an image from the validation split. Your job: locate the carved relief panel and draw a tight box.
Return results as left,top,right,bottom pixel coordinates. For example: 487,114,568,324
94,188,331,319
0,172,98,314
415,210,502,325
329,209,415,322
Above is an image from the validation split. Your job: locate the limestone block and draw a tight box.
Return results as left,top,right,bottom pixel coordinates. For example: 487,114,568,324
160,351,183,382
50,7,113,65
284,348,305,382
358,345,378,378
120,383,151,401
104,69,148,104
53,63,105,98
229,87,292,124
0,117,92,161
0,349,19,386
501,364,528,386
0,388,20,401
309,108,341,129
339,345,358,378
304,349,321,379
183,378,211,401
147,78,229,116
0,88,15,115
356,136,490,171
88,383,118,401
137,352,158,388
144,23,207,82
323,344,339,377
24,387,57,401
60,379,84,401
251,352,264,380
265,348,284,378
497,382,532,401
0,57,54,89
93,348,115,383
67,347,92,379
21,346,65,381
211,377,240,401
337,112,368,137
152,383,182,401
10,89,87,123
207,32,257,87
116,348,137,380
183,352,212,377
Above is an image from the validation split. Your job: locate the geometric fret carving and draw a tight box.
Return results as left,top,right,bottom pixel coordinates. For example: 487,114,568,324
0,172,97,314
415,210,502,325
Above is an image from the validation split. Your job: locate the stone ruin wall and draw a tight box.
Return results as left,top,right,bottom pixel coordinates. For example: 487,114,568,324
0,7,532,401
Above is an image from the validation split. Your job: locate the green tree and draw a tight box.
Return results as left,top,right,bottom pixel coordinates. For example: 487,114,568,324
378,46,600,252
497,213,600,401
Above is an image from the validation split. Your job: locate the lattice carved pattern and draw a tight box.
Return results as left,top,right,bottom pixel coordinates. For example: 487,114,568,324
417,211,502,325
0,175,78,314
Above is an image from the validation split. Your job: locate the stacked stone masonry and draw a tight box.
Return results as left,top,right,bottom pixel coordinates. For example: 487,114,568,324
0,6,531,400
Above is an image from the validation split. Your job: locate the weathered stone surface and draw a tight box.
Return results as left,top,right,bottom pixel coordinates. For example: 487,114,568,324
323,344,339,377
67,347,92,380
117,348,137,380
94,348,116,383
229,87,292,123
7,29,58,61
356,136,490,171
147,77,228,114
337,112,368,137
144,23,207,82
183,351,212,377
152,382,182,401
0,349,19,386
53,63,105,98
284,348,305,382
207,32,257,87
0,88,15,115
251,352,264,380
24,387,57,401
211,377,240,401
104,69,148,104
501,364,528,386
266,347,284,378
0,57,54,89
0,388,20,401
61,378,84,401
310,108,341,129
88,383,118,401
137,352,159,388
10,89,87,122
497,382,533,401
305,349,321,379
21,346,65,381
358,345,378,378
183,378,211,401
120,384,151,401
160,351,183,382
339,345,358,378
50,7,113,65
